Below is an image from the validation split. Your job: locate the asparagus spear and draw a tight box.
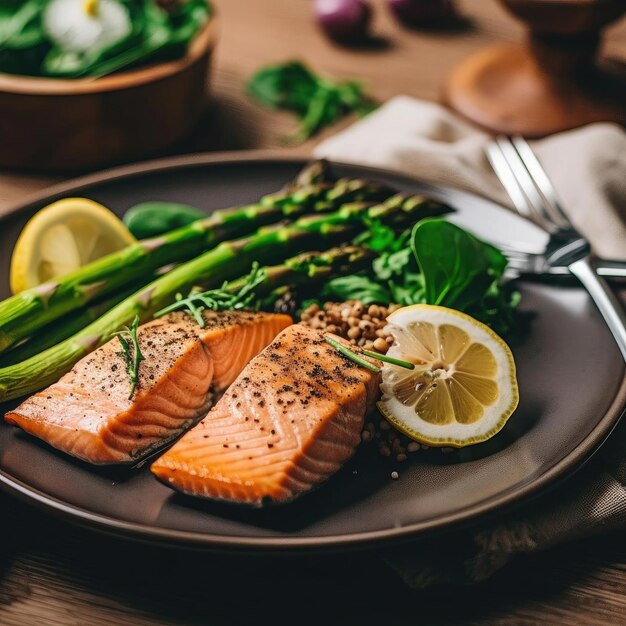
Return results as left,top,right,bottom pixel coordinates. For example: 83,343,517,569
158,245,376,319
0,161,393,353
0,193,442,401
224,245,375,300
0,288,136,368
2,247,371,368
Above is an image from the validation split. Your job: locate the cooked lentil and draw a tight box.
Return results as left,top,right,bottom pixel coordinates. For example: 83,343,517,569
300,300,401,352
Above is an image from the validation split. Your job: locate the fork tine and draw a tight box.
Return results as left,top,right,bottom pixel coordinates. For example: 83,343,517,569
511,136,573,232
485,141,533,219
494,136,557,233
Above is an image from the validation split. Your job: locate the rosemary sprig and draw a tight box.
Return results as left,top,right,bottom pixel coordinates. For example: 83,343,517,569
115,315,145,400
154,262,267,328
324,336,415,372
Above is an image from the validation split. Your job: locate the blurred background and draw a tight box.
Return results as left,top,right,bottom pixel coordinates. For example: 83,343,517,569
0,0,624,206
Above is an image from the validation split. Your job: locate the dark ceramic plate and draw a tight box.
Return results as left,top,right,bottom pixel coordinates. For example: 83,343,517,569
0,153,624,552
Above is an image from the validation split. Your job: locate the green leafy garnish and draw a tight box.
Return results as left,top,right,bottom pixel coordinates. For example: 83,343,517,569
324,336,381,373
320,218,520,336
123,202,205,239
411,219,519,334
318,275,391,306
115,315,145,401
247,60,376,142
324,336,415,373
361,349,415,370
411,219,506,309
154,262,267,326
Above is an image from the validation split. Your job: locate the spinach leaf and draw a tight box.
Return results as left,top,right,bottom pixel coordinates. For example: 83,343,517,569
247,61,376,142
411,218,507,309
320,216,518,334
247,61,318,115
411,218,518,334
123,202,205,239
320,275,392,306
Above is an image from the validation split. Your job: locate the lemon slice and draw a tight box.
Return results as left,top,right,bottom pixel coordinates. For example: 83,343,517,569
10,198,135,294
378,304,519,448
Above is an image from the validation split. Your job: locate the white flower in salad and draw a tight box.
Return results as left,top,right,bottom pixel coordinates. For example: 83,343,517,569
43,0,132,55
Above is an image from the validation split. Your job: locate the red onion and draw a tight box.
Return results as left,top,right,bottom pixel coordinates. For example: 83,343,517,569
387,0,456,26
314,0,372,43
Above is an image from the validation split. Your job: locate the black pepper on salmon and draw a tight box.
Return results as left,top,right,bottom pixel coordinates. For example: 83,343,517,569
5,311,291,464
151,324,381,505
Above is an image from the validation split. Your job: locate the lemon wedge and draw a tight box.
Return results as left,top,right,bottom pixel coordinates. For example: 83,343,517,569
378,304,519,448
10,198,135,294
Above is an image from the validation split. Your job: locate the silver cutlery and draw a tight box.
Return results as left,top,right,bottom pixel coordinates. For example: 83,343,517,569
497,242,626,279
486,135,626,362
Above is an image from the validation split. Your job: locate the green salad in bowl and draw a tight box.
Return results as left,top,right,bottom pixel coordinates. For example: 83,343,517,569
0,0,212,78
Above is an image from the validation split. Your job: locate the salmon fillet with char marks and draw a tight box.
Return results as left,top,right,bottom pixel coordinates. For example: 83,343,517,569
5,311,292,465
151,325,381,506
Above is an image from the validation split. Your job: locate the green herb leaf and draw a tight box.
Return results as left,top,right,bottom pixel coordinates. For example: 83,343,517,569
115,315,145,401
247,60,376,142
411,218,518,334
353,217,398,253
154,262,267,325
320,275,392,306
124,202,205,239
373,248,412,281
388,270,425,306
319,216,519,334
0,1,44,50
247,61,318,115
411,218,507,310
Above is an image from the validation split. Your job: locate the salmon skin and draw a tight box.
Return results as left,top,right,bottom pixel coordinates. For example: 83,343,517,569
151,325,381,506
5,311,292,465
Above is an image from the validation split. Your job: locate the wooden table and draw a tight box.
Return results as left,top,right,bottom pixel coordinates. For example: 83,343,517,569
0,1,625,624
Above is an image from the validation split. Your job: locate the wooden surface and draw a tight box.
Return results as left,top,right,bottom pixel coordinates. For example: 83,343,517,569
0,1,625,624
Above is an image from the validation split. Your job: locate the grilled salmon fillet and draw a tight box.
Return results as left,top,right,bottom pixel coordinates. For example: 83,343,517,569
5,311,291,465
151,325,381,506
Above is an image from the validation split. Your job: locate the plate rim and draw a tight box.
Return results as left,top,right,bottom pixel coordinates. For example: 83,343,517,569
1,150,625,552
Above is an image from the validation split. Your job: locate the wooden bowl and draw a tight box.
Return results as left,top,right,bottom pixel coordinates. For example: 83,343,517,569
0,18,218,173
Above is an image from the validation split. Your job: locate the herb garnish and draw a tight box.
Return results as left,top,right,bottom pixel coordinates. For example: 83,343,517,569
154,262,267,327
115,315,145,401
361,348,415,370
320,218,520,336
324,336,415,373
247,60,376,142
324,336,381,373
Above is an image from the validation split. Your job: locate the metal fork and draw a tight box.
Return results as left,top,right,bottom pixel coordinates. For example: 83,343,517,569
486,135,626,362
497,242,626,279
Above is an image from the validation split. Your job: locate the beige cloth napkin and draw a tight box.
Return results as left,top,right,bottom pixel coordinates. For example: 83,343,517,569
314,96,626,587
315,96,626,260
